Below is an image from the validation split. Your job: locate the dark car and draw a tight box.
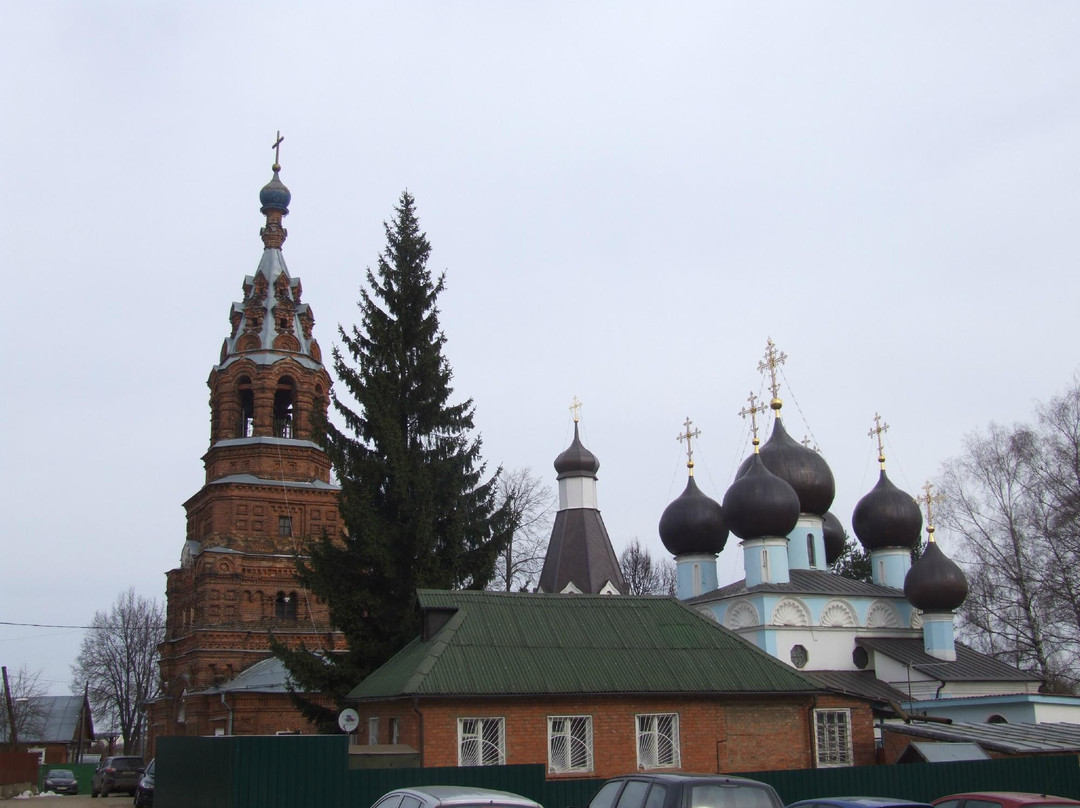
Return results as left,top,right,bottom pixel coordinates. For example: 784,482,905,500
134,758,155,807
933,794,1080,808
789,799,932,808
42,768,79,795
588,773,784,808
91,755,144,798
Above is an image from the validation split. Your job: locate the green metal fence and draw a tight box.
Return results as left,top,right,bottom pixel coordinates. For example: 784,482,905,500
156,735,1080,808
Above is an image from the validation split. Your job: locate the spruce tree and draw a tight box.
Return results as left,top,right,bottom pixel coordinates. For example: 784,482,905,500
276,191,507,726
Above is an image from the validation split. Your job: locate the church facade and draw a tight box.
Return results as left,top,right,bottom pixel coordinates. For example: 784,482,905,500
146,155,345,751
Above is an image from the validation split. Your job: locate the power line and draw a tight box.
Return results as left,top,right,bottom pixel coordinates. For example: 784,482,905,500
0,621,166,630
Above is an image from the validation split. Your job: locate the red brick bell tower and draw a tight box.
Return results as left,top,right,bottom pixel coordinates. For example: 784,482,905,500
148,144,344,749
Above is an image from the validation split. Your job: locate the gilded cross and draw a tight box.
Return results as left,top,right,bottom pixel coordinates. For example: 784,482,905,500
757,338,787,411
921,480,945,542
868,412,889,467
272,131,284,169
677,417,702,474
569,396,582,423
738,391,767,449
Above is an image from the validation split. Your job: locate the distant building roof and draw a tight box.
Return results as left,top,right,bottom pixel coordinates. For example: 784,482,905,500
349,590,820,701
857,637,1042,683
203,656,313,695
21,695,90,744
690,569,903,603
899,741,991,763
881,721,1080,755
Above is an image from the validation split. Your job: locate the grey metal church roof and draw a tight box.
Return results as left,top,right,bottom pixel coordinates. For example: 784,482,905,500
689,569,903,604
856,637,1041,683
882,721,1080,755
538,508,624,594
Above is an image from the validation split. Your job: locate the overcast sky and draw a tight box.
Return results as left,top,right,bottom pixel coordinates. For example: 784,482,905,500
3,2,1079,695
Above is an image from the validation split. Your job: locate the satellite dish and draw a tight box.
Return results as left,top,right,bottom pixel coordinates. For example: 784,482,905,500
338,708,360,734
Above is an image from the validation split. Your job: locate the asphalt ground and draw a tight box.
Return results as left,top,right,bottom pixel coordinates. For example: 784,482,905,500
19,797,136,806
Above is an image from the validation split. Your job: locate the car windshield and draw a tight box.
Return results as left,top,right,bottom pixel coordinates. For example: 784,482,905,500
113,758,142,768
49,770,74,778
146,760,155,775
691,785,779,808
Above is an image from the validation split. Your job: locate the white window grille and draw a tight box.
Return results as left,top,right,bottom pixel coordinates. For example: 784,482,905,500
548,715,593,773
814,709,853,767
458,717,505,766
636,713,680,769
368,717,379,745
390,717,400,744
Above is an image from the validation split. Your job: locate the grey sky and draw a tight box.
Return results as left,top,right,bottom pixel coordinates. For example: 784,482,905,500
3,2,1079,694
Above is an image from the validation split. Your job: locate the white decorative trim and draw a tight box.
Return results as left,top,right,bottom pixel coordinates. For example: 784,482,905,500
820,599,858,627
560,581,583,594
866,600,903,628
724,600,760,630
771,598,811,626
910,609,924,629
598,581,620,595
697,606,719,622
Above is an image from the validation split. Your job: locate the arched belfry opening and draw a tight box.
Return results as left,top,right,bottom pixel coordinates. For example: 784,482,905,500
274,376,296,439
237,376,254,438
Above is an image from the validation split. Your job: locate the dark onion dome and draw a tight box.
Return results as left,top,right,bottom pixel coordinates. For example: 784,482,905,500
822,511,845,566
722,453,800,539
904,541,969,612
554,422,600,479
259,168,291,213
659,476,729,556
852,469,922,551
736,418,835,515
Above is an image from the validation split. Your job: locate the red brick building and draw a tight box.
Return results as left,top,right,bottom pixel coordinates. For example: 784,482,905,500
349,591,877,776
146,157,343,751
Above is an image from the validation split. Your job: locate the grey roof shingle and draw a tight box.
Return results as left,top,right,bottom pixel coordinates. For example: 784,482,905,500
21,696,89,744
882,721,1080,754
349,590,821,701
856,637,1041,683
803,670,910,704
689,569,904,603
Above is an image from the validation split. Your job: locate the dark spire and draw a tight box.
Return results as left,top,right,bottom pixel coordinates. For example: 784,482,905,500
259,131,291,249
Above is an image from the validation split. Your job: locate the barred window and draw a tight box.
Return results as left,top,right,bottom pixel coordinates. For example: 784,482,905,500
548,715,593,773
368,717,379,745
814,708,853,767
458,717,505,766
636,713,680,769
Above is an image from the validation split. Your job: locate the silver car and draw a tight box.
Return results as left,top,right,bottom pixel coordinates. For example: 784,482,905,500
370,786,543,808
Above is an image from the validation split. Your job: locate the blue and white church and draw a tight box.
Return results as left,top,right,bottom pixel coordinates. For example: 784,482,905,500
658,339,1077,727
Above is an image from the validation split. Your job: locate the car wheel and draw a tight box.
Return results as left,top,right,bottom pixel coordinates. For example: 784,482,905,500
101,785,110,798
91,787,98,798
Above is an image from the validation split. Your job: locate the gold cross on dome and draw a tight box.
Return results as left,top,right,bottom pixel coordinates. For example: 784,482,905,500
569,396,582,423
757,338,787,412
868,412,889,467
801,435,820,453
677,417,702,474
272,131,284,169
921,480,945,542
739,391,767,449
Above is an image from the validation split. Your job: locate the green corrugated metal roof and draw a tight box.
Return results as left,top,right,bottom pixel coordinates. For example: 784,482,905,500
349,591,818,700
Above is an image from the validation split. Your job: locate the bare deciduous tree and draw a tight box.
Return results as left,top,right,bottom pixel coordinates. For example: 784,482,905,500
619,539,676,595
0,664,47,749
489,467,555,592
938,375,1080,692
71,589,164,753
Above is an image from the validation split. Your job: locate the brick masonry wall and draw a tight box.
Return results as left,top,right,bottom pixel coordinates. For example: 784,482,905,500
356,692,877,778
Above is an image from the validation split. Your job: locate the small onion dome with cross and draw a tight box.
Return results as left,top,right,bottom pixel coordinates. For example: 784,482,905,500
554,422,600,478
260,168,291,213
723,453,801,539
736,418,836,516
904,540,968,612
822,511,846,566
852,469,923,551
659,476,728,556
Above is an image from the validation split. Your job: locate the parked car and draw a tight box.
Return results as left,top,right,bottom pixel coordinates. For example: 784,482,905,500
134,758,155,807
933,794,1080,808
588,773,784,808
789,799,932,808
91,755,144,798
42,768,79,795
370,786,543,808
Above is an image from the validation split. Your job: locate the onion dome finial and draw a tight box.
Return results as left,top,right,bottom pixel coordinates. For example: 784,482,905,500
660,418,728,555
723,453,800,540
757,337,787,414
904,540,968,611
738,391,768,452
852,416,922,551
737,418,836,515
822,511,846,566
554,398,599,479
259,131,291,248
